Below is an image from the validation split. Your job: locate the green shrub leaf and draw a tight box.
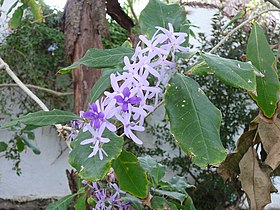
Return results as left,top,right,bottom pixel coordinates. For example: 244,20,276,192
112,150,149,198
1,110,80,128
165,73,226,166
199,53,258,91
59,47,134,74
139,0,187,39
68,130,123,181
246,23,280,118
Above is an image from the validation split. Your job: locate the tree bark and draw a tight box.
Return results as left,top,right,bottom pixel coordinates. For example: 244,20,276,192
62,0,109,114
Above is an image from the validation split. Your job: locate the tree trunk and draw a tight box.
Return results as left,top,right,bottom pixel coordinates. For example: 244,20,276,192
62,0,109,114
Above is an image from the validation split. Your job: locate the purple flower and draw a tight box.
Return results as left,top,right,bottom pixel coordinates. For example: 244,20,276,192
81,124,109,160
83,103,104,129
114,87,141,112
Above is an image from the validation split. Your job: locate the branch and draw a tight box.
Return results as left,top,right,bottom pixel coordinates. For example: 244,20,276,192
209,9,280,54
106,0,135,31
0,57,49,111
0,57,72,145
0,83,73,97
265,0,280,9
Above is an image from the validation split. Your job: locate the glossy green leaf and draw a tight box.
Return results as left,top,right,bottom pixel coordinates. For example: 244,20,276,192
191,54,258,91
9,6,24,29
0,0,4,7
0,141,8,152
68,130,123,181
59,47,134,74
151,196,178,210
247,23,280,118
188,60,210,76
46,194,75,210
1,110,80,128
165,73,226,166
74,193,87,210
89,68,122,104
112,150,149,198
139,0,187,38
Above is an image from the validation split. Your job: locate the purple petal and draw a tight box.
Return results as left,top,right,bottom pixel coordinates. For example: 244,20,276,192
94,119,101,128
123,87,130,98
83,111,94,119
90,103,98,112
98,112,104,119
114,95,124,103
128,96,141,104
122,102,128,112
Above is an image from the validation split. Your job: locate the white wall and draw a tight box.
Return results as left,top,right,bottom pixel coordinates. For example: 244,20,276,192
0,126,71,200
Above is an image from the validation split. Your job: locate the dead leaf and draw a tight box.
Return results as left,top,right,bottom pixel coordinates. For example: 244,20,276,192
257,118,280,170
239,147,272,210
218,129,257,181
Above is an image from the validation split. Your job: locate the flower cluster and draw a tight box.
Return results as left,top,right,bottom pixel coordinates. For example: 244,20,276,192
83,168,131,210
80,23,189,159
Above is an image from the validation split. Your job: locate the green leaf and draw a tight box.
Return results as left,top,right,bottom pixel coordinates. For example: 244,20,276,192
139,0,187,38
74,193,86,210
1,110,80,129
183,196,196,210
122,194,143,210
164,73,226,166
9,6,24,29
188,60,210,76
89,68,121,104
167,176,195,193
46,194,76,210
16,136,25,152
223,9,245,30
151,196,178,210
246,23,280,118
21,137,41,155
59,47,134,74
153,188,186,203
202,53,258,91
68,130,124,181
193,54,258,91
138,156,165,185
0,141,8,152
0,0,4,7
112,150,149,198
28,0,43,23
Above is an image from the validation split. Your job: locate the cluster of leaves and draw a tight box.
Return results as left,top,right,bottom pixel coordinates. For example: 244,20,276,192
0,5,71,174
1,0,279,209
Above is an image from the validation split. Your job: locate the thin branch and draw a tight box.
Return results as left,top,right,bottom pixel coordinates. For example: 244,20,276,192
0,57,49,111
0,57,72,146
209,9,280,54
0,83,73,97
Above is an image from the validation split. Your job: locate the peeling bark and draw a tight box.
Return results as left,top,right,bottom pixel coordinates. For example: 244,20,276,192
62,0,108,114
